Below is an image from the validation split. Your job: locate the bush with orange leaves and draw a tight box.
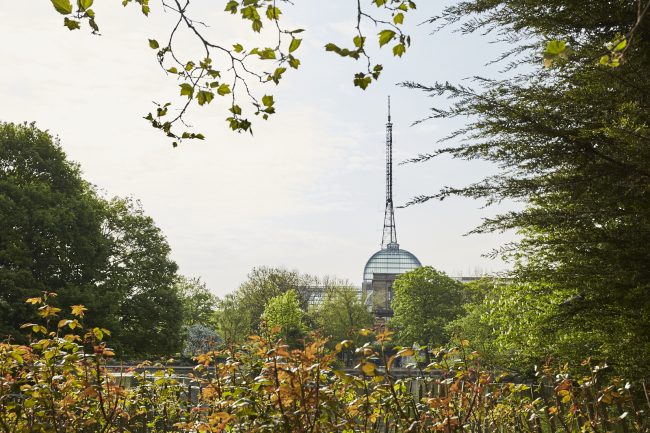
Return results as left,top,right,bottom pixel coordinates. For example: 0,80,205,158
1,293,648,432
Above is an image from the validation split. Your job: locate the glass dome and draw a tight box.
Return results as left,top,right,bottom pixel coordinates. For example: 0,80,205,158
363,244,422,281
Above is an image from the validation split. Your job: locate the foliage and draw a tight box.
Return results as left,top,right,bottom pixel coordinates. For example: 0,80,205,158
311,285,373,348
0,121,108,340
213,267,331,342
214,292,252,344
182,324,221,358
390,266,466,348
402,0,650,377
44,0,417,144
175,276,218,329
261,289,308,345
1,298,648,433
103,197,183,356
0,122,182,356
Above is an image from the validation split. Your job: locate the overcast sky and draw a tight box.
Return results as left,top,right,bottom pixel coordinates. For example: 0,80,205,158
2,1,519,296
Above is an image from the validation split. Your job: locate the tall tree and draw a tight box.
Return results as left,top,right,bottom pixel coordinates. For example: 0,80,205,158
390,267,465,349
103,197,182,356
403,0,650,376
0,122,183,355
0,122,109,339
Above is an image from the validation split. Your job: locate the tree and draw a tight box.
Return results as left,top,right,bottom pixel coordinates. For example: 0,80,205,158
41,0,417,144
400,0,650,376
214,292,252,345
311,285,373,347
228,266,316,334
0,122,183,355
176,276,218,329
103,197,183,356
182,324,222,358
261,289,308,345
390,267,465,349
0,122,110,340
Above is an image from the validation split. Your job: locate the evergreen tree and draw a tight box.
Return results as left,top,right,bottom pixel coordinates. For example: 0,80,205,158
404,0,650,375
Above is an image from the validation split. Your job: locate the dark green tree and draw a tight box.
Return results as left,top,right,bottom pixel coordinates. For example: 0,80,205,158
0,122,109,340
103,197,182,356
0,122,183,355
403,0,650,376
390,266,465,349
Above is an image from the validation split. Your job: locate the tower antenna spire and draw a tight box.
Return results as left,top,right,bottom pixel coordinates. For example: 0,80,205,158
381,96,398,249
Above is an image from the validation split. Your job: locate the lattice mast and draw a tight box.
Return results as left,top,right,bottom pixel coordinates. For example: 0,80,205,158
382,96,398,249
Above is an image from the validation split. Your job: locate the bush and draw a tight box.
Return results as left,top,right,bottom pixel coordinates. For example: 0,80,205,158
1,295,648,432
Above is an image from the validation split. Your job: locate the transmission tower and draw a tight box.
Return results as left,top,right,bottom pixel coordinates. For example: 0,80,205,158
381,96,398,250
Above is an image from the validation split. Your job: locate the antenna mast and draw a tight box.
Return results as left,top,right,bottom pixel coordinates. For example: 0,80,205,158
381,96,398,249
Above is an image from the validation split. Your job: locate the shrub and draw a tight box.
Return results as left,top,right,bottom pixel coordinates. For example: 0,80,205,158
1,295,648,432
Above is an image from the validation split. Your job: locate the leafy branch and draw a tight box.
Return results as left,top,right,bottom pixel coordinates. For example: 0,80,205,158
46,0,416,145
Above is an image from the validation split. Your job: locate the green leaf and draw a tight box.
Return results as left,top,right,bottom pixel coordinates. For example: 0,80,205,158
613,37,627,52
197,90,214,106
353,73,372,90
378,30,396,47
252,19,263,32
148,39,159,49
392,43,405,57
167,67,178,74
353,36,365,48
393,12,404,25
225,0,238,14
289,38,302,53
325,43,340,53
258,48,276,60
51,0,73,14
217,83,231,96
89,17,99,31
360,362,376,376
288,56,300,69
185,61,195,71
545,40,566,56
266,5,281,20
64,17,80,30
77,0,93,11
233,43,244,53
179,83,194,98
262,95,274,107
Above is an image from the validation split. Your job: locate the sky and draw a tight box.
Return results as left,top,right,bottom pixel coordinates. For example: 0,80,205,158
1,1,519,296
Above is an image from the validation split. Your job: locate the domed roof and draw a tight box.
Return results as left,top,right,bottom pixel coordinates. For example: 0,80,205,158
363,244,421,281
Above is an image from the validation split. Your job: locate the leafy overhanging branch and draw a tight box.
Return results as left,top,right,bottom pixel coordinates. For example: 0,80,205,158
47,0,417,145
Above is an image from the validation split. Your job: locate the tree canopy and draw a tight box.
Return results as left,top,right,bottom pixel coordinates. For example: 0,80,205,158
261,289,308,345
0,122,183,356
310,285,373,347
390,266,465,348
401,0,650,376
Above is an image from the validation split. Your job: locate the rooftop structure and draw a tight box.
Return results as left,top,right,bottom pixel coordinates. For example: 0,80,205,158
362,98,421,317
